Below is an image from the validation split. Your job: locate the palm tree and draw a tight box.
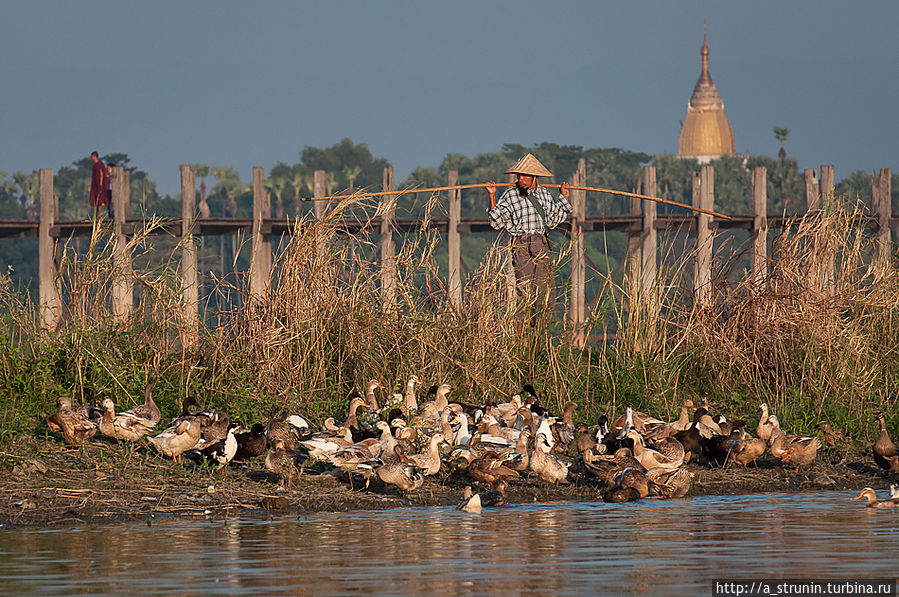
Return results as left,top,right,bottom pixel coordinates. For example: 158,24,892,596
344,165,363,192
191,163,210,218
773,128,790,163
267,175,287,219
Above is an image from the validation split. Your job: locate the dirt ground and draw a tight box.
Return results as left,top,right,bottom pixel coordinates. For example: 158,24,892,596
0,433,892,529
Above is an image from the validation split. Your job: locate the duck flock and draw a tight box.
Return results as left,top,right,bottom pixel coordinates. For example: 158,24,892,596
45,377,899,510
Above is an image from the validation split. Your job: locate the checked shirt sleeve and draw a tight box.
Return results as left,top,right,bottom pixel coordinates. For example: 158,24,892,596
542,188,573,229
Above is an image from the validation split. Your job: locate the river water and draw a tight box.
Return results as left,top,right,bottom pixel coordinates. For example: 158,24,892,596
0,491,895,596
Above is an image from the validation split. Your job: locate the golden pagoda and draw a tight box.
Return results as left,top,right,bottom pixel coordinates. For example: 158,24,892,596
677,31,735,162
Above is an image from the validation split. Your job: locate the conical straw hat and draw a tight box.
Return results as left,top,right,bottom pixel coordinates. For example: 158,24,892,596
504,153,553,177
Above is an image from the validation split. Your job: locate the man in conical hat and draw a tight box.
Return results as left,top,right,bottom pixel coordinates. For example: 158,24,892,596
485,154,571,317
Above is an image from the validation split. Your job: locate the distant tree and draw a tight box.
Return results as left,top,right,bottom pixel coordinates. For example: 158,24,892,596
773,128,789,162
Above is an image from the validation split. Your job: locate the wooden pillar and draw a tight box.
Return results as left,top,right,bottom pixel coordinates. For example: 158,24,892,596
874,168,892,267
750,167,768,287
250,167,271,299
380,166,396,311
447,170,462,311
805,169,821,211
38,169,61,330
640,166,658,295
569,158,586,348
313,170,326,219
505,173,517,312
111,166,133,320
693,165,714,308
820,165,834,207
180,166,198,349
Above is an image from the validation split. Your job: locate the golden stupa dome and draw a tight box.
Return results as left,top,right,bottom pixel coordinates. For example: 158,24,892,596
678,32,735,162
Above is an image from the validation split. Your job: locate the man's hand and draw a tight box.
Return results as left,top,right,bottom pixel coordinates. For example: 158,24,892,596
485,180,497,209
560,181,570,200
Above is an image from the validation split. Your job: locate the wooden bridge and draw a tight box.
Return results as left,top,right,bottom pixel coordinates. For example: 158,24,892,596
2,162,893,348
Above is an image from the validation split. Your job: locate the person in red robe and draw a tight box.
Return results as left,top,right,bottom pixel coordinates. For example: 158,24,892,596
89,151,109,218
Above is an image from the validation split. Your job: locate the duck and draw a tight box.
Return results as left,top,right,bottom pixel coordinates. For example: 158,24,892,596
816,421,847,450
873,413,897,471
125,383,162,427
265,439,307,476
575,423,597,455
417,384,452,421
233,423,267,461
375,460,425,495
673,425,701,463
650,436,686,464
407,433,443,476
612,405,665,434
615,467,650,498
467,451,519,485
725,433,767,467
267,413,309,451
625,429,683,470
480,479,508,507
197,423,238,468
602,485,641,503
343,395,369,432
98,398,156,442
644,399,695,440
763,416,821,471
401,375,419,415
581,447,644,485
852,487,899,508
691,407,723,439
757,403,772,442
148,419,202,463
646,467,692,498
46,396,99,446
529,433,569,484
549,401,577,454
457,486,482,513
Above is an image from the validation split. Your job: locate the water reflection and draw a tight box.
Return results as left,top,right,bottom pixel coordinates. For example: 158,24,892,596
0,492,895,596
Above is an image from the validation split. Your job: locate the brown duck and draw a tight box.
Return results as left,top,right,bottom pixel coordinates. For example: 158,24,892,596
47,396,99,446
873,413,897,471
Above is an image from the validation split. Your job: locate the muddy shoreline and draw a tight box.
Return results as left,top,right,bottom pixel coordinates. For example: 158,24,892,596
0,434,892,530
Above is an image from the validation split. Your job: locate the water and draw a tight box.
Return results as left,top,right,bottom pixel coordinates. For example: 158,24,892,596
0,491,895,596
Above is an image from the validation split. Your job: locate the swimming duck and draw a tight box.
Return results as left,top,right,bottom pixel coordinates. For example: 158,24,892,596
873,413,897,471
646,467,692,498
148,419,202,463
457,486,482,513
98,398,156,442
481,479,508,507
853,487,899,508
47,396,99,446
602,485,641,503
615,467,650,498
233,423,267,461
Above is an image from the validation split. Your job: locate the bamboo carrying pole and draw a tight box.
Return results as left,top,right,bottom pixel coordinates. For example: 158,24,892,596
300,182,732,220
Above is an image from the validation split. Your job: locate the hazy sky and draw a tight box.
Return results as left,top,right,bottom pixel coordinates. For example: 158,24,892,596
1,1,896,197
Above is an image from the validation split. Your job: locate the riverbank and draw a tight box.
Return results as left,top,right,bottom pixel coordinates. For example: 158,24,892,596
0,433,891,529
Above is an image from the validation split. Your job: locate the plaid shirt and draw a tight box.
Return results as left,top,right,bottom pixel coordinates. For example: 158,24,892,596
487,185,572,236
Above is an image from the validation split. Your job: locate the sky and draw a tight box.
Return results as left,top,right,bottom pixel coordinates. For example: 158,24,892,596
1,1,897,197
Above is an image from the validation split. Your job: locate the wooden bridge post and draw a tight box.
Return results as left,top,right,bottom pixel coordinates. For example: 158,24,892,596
640,166,658,298
692,166,714,308
820,165,835,206
805,169,821,211
380,166,396,311
312,170,327,262
250,166,271,300
111,166,133,320
38,169,61,330
569,158,586,348
180,166,198,349
447,170,462,311
874,168,893,267
751,167,768,286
